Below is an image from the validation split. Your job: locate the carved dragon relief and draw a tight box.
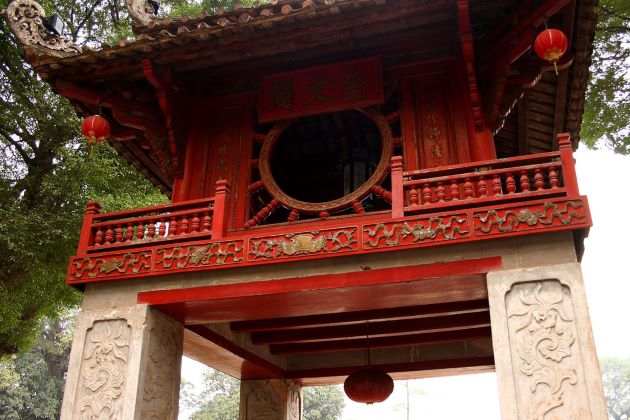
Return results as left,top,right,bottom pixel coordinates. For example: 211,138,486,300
72,252,152,279
3,0,82,58
474,201,586,234
125,0,157,26
79,319,131,419
155,241,244,269
363,215,469,248
248,228,357,261
507,281,583,419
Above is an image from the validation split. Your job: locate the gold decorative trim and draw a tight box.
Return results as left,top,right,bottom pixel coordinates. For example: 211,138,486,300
4,0,81,58
363,215,469,248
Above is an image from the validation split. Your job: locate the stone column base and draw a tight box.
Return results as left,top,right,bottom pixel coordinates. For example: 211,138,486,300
488,263,607,420
60,305,183,419
240,379,302,420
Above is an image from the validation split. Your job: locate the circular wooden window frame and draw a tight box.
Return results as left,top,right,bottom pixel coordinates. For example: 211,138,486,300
258,107,393,214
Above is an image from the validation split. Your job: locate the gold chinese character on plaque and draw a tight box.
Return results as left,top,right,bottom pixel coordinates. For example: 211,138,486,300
342,68,368,101
304,74,334,105
271,79,293,111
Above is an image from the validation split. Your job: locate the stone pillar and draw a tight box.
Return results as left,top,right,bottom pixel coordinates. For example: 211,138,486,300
239,379,302,420
487,263,607,420
60,304,183,419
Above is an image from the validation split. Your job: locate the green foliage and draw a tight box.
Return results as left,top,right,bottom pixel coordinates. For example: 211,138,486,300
0,312,75,419
581,0,630,154
165,0,255,17
303,385,345,420
0,0,166,355
601,357,630,420
183,369,345,420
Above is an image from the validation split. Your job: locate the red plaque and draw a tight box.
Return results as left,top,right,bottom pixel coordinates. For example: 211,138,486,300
259,57,383,123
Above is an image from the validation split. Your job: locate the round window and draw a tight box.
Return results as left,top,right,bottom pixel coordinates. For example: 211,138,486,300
258,108,392,214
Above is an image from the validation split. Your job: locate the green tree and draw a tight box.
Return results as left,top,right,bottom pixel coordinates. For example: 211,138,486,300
0,0,167,356
581,0,630,154
183,369,346,419
601,357,630,420
303,385,345,420
0,312,75,419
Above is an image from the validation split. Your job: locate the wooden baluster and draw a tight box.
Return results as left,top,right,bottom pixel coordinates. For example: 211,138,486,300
202,212,212,232
372,185,392,203
463,178,474,199
168,217,177,236
352,200,365,214
409,187,419,206
492,174,502,195
137,221,144,240
450,180,459,201
191,214,200,233
147,221,156,239
477,177,487,197
519,171,530,192
287,209,299,222
534,168,545,190
78,200,101,253
158,218,166,238
422,183,432,205
319,211,330,220
115,224,123,243
180,214,189,234
548,166,559,188
506,173,516,194
94,227,104,246
126,223,134,241
436,182,445,202
105,227,114,244
245,199,279,228
248,180,264,193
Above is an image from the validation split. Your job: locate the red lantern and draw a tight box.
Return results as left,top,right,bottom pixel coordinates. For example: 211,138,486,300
81,115,110,144
344,367,394,404
534,29,568,63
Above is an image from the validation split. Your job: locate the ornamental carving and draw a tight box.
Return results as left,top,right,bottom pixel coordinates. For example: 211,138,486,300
125,0,156,25
155,241,244,270
4,0,82,58
507,281,580,419
246,388,281,420
248,228,357,261
287,386,301,420
474,200,586,235
79,319,131,419
71,252,152,280
141,323,181,419
363,215,469,248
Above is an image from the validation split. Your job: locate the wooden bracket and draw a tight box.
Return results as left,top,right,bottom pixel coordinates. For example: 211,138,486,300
142,59,190,177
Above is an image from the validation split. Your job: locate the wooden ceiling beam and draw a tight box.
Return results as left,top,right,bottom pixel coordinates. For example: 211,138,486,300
231,299,489,333
269,326,492,355
251,311,491,345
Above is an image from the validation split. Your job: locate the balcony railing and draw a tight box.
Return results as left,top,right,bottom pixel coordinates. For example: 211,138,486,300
68,134,589,285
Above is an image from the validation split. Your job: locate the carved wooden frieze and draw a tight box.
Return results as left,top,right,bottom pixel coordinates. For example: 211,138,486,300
506,280,592,419
248,227,358,261
141,323,182,419
155,240,244,270
4,0,82,58
78,319,131,419
474,200,587,236
70,251,152,281
363,214,469,249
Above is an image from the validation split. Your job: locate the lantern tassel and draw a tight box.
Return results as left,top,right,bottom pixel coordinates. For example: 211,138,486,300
553,62,559,76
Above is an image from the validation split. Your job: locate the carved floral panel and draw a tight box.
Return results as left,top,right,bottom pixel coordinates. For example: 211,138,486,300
506,281,591,419
154,240,244,271
77,319,131,419
248,227,358,261
474,200,587,236
246,388,281,420
362,214,469,249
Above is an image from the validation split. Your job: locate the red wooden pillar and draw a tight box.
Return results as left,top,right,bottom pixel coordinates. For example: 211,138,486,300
558,133,579,196
391,156,404,218
211,179,231,239
77,201,100,254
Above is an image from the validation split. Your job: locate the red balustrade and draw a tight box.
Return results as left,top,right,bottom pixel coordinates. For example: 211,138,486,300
396,134,578,216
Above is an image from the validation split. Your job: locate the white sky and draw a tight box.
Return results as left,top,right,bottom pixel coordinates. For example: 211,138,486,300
180,147,629,419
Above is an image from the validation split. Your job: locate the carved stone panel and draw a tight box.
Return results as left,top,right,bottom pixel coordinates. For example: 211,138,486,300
76,319,131,419
246,388,281,420
141,322,183,419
